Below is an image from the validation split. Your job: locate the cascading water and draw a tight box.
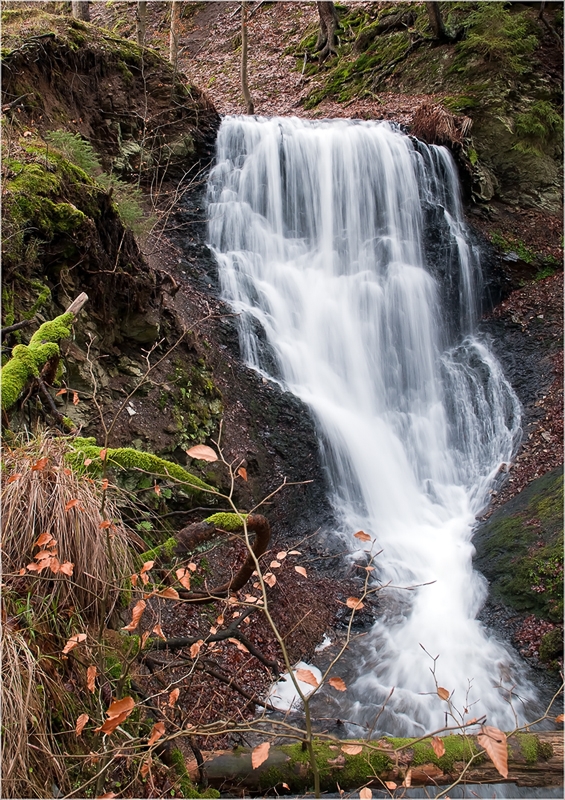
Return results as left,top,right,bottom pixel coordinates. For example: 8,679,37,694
207,116,539,735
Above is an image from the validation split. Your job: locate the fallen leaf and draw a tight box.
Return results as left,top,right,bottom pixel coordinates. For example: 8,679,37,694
62,633,87,654
140,560,154,574
59,561,74,576
269,560,281,569
168,688,180,707
251,741,270,769
75,713,89,736
346,597,365,610
341,744,362,755
147,721,165,746
86,665,97,693
354,530,371,541
72,391,80,406
431,736,445,758
97,792,118,798
176,567,191,590
141,757,152,778
84,458,93,466
99,449,107,461
228,637,249,652
190,640,204,658
294,565,307,578
188,562,197,572
158,587,179,600
65,498,80,512
130,573,139,587
31,457,48,471
477,725,508,779
329,676,347,691
216,614,224,625
295,668,319,687
385,782,397,791
264,572,277,587
237,466,248,481
360,789,373,799
7,473,22,484
186,444,218,462
276,551,287,560
122,600,146,632
288,550,301,555
106,696,135,719
437,687,450,701
152,624,166,640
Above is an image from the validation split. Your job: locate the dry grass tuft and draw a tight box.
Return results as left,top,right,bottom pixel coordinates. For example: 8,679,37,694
2,435,134,623
411,101,462,146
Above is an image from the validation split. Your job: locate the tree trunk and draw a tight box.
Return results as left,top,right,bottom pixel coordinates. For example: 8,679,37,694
315,2,338,61
241,1,254,115
71,1,90,21
136,1,147,47
186,732,563,792
426,2,449,42
170,1,181,71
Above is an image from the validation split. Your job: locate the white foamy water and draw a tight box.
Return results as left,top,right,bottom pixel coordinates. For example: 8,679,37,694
207,116,538,734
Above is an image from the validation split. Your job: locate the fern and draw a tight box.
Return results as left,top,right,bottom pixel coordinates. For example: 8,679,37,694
457,3,538,74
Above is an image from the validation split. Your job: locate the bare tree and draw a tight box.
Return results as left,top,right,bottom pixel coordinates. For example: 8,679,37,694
170,1,181,70
314,1,339,61
241,1,254,115
136,1,147,47
71,0,90,21
426,2,453,43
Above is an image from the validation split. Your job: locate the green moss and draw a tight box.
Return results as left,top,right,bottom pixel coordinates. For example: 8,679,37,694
138,537,178,565
205,512,248,531
539,627,563,666
1,312,74,410
68,438,214,494
167,748,219,798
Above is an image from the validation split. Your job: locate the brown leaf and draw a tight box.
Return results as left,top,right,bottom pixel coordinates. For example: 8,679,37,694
152,624,166,640
59,561,74,576
87,665,97,693
188,562,197,572
341,744,362,755
190,640,204,658
122,600,146,632
186,444,218,462
431,736,445,758
269,560,281,569
99,520,112,529
346,597,365,610
264,572,277,587
216,614,224,625
34,532,53,548
56,388,67,396
437,687,450,701
328,677,347,692
65,498,80,512
101,478,109,491
228,637,249,653
31,457,48,471
62,633,87,654
49,558,61,574
294,565,307,578
72,391,80,406
106,697,136,719
556,714,564,723
477,725,508,779
154,483,161,496
75,713,89,736
237,466,248,481
288,550,301,555
251,741,270,769
147,721,166,746
176,567,191,590
158,587,179,600
99,448,107,461
354,530,371,541
295,668,319,688
360,789,373,799
141,757,152,778
276,551,287,560
7,473,22,484
84,458,92,466
403,769,412,788
140,560,154,574
168,688,180,707
96,710,130,735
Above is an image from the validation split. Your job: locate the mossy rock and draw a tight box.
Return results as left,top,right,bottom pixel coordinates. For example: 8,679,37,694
473,467,563,621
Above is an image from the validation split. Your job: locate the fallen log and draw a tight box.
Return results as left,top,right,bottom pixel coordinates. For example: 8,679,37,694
186,732,562,792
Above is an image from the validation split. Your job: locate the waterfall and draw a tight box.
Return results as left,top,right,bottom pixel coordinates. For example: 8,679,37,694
207,116,538,735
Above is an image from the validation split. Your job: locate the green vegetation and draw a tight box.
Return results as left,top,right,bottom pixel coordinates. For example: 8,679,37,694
455,3,538,74
513,100,563,157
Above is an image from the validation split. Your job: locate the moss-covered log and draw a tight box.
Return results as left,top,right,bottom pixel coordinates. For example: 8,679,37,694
187,732,562,792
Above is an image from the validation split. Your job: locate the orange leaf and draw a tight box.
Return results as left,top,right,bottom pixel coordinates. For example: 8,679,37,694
140,630,150,648
186,444,218,462
190,640,204,658
264,572,277,587
75,713,89,736
269,560,281,569
141,757,152,778
216,614,224,625
228,637,249,653
237,466,248,481
158,587,179,600
403,769,412,788
147,721,165,746
59,561,74,576
354,530,371,541
99,449,107,461
122,600,146,632
154,483,161,496
56,388,67,396
101,478,109,491
34,532,53,548
87,665,97,693
7,473,22,484
477,725,508,779
431,736,445,758
107,696,135,719
294,566,307,578
288,550,301,555
49,558,61,574
140,560,154,574
346,597,365,610
72,391,80,406
282,783,289,790
34,549,55,561
65,498,80,512
84,458,93,466
437,687,450,701
556,714,564,723
130,573,139,587
295,668,319,688
276,551,287,560
251,741,270,769
168,688,180,707
31,457,48,471
328,677,347,692
152,624,166,640
341,744,362,755
62,633,87,654
360,789,373,799
187,562,197,572
176,567,191,590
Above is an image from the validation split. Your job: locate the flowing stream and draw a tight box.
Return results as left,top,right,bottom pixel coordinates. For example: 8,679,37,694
207,116,539,735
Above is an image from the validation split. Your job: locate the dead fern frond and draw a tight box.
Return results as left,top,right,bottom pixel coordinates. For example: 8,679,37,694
411,102,461,146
